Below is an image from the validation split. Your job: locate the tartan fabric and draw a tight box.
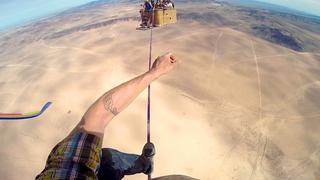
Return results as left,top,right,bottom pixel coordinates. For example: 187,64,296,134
36,132,102,180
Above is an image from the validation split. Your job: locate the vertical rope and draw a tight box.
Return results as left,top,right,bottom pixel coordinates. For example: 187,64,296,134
147,9,153,145
147,7,155,180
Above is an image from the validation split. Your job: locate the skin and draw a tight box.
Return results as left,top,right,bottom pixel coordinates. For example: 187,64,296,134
71,52,177,139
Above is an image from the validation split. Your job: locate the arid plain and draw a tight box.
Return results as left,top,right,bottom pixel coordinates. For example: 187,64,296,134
0,1,320,180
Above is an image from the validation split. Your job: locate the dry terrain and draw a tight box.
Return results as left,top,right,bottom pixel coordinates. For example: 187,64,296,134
0,1,320,180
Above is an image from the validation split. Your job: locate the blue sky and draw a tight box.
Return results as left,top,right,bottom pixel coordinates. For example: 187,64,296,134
0,0,319,31
0,0,95,30
257,0,320,16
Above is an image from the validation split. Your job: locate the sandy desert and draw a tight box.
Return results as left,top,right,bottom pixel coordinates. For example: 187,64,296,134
0,1,320,180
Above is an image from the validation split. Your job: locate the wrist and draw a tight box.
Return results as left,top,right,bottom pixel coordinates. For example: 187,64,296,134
146,69,161,80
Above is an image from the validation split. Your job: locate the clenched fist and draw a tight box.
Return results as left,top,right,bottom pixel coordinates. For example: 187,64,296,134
150,52,177,78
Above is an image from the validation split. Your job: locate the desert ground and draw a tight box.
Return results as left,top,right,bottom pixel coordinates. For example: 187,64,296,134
0,2,320,180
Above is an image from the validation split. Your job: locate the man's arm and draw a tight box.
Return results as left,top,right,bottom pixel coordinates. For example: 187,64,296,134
72,52,177,138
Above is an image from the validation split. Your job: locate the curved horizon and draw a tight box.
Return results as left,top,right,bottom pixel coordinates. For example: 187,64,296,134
257,0,320,16
0,0,319,31
0,0,96,31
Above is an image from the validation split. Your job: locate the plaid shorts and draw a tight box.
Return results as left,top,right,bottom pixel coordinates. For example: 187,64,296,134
36,132,102,180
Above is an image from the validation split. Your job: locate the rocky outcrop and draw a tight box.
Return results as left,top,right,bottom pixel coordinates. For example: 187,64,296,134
251,25,303,51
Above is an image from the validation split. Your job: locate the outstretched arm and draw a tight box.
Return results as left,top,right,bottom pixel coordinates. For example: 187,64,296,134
72,52,177,138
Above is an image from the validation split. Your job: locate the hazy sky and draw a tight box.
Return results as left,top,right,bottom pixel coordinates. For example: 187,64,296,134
0,0,95,30
0,0,319,31
257,0,320,16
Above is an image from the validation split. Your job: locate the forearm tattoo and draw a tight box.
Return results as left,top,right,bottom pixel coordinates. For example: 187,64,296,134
103,93,119,116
